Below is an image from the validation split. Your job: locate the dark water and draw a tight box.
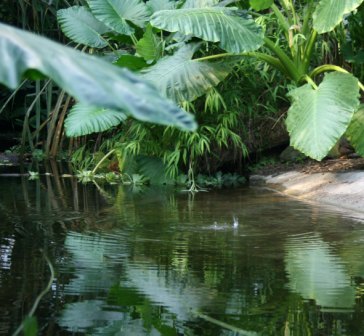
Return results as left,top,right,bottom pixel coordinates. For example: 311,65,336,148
1,173,364,335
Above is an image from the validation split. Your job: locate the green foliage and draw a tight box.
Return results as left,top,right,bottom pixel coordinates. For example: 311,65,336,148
0,23,196,133
150,7,264,53
249,0,273,11
87,0,150,35
65,104,127,137
182,0,220,8
146,0,177,12
286,72,360,160
136,24,162,61
57,6,110,48
23,316,38,336
6,0,364,172
141,43,231,103
114,54,147,70
313,0,364,34
347,105,364,157
342,3,364,78
196,171,246,187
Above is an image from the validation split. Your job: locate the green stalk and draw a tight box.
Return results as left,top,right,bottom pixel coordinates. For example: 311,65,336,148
309,64,364,91
277,0,293,26
35,80,41,145
309,64,348,78
303,75,318,89
301,1,315,37
271,4,289,37
21,80,51,152
92,148,116,174
50,95,71,157
263,37,300,81
288,0,298,26
195,52,288,76
301,29,318,75
0,79,27,115
130,34,138,46
45,90,65,156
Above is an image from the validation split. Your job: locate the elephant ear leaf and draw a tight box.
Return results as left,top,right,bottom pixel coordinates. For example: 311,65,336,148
313,0,364,34
150,7,264,53
57,6,110,48
346,105,364,157
146,0,176,12
0,23,196,131
141,43,231,103
286,72,359,161
136,25,162,62
249,0,273,11
182,0,220,8
87,0,151,35
65,104,127,137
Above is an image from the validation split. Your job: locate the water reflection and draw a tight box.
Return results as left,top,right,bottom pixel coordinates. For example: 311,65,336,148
0,168,364,335
285,232,356,311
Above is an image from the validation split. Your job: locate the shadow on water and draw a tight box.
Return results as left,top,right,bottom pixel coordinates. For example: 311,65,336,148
1,162,364,335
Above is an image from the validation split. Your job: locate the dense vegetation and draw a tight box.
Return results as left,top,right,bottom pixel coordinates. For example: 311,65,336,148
1,0,364,188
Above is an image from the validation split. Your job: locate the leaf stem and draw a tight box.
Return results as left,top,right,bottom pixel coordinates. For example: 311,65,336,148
131,33,138,46
92,148,116,174
263,37,300,81
195,52,288,75
301,29,317,74
303,75,318,89
310,64,364,91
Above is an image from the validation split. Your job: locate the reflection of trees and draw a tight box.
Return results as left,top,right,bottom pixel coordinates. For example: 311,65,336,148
2,171,364,335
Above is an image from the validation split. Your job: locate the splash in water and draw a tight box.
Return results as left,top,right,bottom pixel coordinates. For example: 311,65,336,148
233,216,239,229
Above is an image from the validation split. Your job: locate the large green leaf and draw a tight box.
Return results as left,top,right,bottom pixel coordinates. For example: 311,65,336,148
346,105,364,157
57,6,110,48
249,0,273,11
0,23,196,131
313,0,364,34
182,0,220,8
114,54,147,70
65,104,127,136
286,72,359,161
146,0,176,12
136,25,162,61
88,0,150,35
141,43,231,103
150,7,264,53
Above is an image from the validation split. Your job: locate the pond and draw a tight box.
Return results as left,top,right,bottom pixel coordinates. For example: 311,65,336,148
1,169,364,335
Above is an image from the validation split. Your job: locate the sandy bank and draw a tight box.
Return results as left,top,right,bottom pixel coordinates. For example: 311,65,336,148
251,171,364,217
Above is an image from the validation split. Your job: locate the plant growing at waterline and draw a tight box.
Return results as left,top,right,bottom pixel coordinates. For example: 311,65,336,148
54,0,364,161
149,0,364,161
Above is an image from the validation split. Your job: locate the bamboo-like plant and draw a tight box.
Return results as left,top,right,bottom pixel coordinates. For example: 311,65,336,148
150,0,364,160
55,0,364,160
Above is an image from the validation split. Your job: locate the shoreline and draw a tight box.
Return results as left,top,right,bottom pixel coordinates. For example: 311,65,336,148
250,170,364,220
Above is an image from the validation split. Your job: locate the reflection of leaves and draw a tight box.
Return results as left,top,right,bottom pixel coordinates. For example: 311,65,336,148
23,316,38,336
58,300,123,332
285,233,355,310
61,232,128,294
108,285,145,306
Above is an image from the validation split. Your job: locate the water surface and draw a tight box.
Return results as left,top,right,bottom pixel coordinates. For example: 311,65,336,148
1,174,364,335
